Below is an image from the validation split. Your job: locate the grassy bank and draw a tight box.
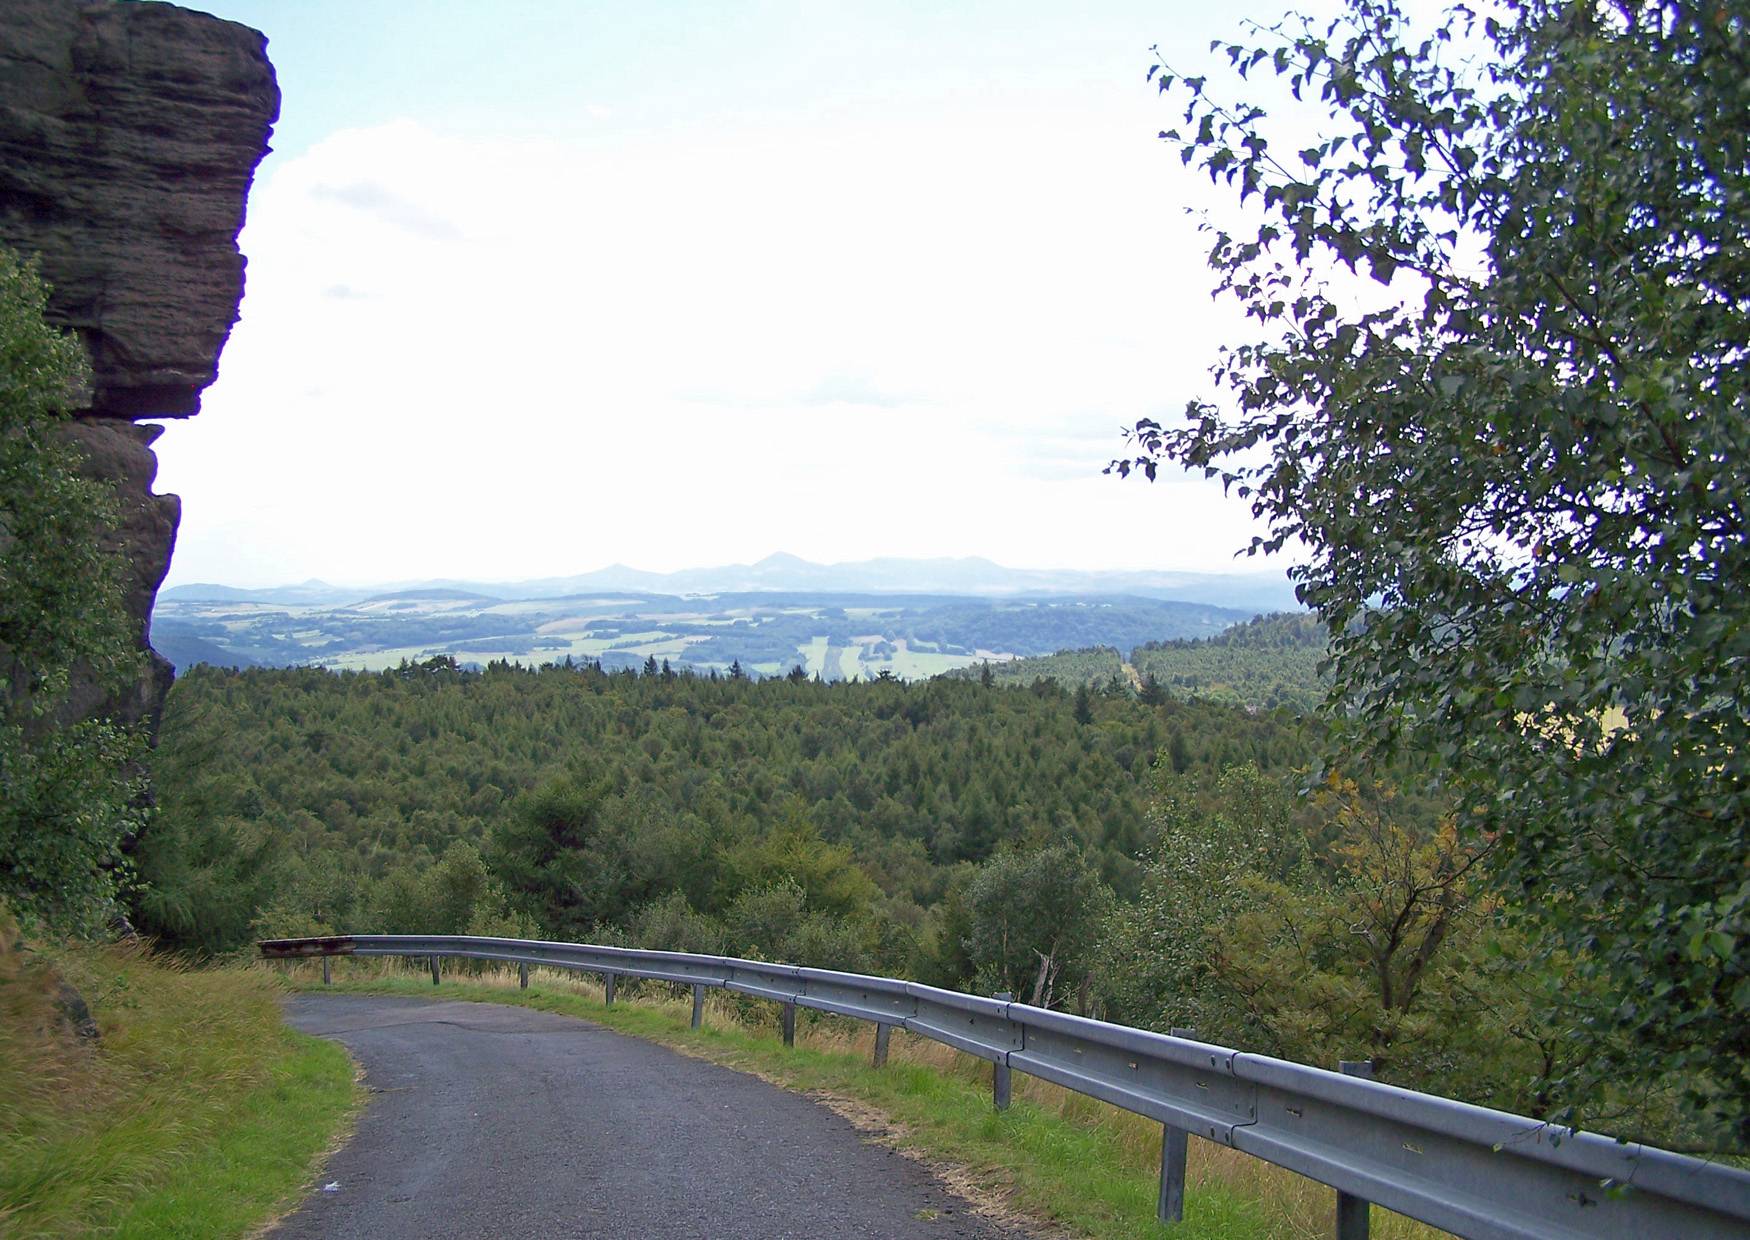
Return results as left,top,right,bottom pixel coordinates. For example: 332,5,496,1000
0,924,359,1239
283,957,1448,1240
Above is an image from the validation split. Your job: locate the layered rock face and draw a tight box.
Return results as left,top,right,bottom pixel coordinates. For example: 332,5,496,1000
0,0,279,730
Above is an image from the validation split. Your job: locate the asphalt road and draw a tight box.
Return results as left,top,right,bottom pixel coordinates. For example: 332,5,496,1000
276,993,1028,1240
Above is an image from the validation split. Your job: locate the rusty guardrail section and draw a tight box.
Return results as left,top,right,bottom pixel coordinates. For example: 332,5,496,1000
260,933,1750,1239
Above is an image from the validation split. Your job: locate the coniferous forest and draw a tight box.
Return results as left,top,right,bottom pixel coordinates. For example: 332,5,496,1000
132,651,1713,1143
137,658,1302,961
1130,612,1329,714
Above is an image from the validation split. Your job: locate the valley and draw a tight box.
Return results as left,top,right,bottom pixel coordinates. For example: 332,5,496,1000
151,587,1256,681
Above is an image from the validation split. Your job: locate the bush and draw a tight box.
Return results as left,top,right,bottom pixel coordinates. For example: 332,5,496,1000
0,249,143,933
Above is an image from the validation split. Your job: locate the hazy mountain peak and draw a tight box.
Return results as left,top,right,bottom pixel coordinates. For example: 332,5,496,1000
164,554,1302,612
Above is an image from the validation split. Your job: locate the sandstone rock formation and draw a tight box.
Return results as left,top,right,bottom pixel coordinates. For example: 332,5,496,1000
0,0,279,731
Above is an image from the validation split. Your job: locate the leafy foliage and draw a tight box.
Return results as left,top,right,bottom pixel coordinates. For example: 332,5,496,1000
1099,766,1654,1125
1203,782,1510,1094
1097,763,1315,1037
1115,0,1748,1141
960,844,1111,1009
0,249,144,932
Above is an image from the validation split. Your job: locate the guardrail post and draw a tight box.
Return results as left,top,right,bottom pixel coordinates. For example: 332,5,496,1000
1337,1060,1375,1240
1158,1027,1196,1224
519,962,529,990
429,955,441,986
604,972,616,1006
872,1022,890,1068
992,992,1012,1111
691,984,705,1029
321,957,331,986
781,1002,797,1047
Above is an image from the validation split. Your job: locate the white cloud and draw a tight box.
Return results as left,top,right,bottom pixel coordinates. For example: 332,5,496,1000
158,107,1275,587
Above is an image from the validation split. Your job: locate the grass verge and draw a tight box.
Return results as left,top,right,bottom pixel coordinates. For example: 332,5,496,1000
0,923,360,1239
284,958,1450,1240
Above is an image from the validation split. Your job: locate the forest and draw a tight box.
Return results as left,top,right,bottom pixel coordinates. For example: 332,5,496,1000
136,656,1302,959
956,646,1128,691
131,649,1702,1144
1130,612,1329,714
953,612,1330,714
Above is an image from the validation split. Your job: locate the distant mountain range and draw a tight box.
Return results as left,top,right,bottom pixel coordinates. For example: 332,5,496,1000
160,553,1302,613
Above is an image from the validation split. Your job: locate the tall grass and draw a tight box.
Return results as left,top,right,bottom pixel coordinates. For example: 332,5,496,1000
284,956,1452,1240
0,920,358,1238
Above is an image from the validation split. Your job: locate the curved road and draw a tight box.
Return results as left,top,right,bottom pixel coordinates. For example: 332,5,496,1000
276,994,1027,1240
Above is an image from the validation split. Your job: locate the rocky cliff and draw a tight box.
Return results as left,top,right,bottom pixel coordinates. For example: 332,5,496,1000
0,0,279,730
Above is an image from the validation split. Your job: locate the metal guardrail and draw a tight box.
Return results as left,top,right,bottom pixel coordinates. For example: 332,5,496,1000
260,933,1750,1239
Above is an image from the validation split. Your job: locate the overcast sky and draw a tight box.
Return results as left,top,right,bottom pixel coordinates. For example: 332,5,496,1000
159,1,1309,588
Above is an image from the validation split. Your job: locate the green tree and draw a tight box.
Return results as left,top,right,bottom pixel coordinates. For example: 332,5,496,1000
485,774,616,937
1197,778,1620,1119
715,802,879,918
962,843,1111,1010
374,841,517,936
1117,0,1749,1141
1098,763,1310,1030
0,249,144,933
625,890,724,955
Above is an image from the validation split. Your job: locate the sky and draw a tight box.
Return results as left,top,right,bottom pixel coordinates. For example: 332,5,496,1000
157,0,1309,588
